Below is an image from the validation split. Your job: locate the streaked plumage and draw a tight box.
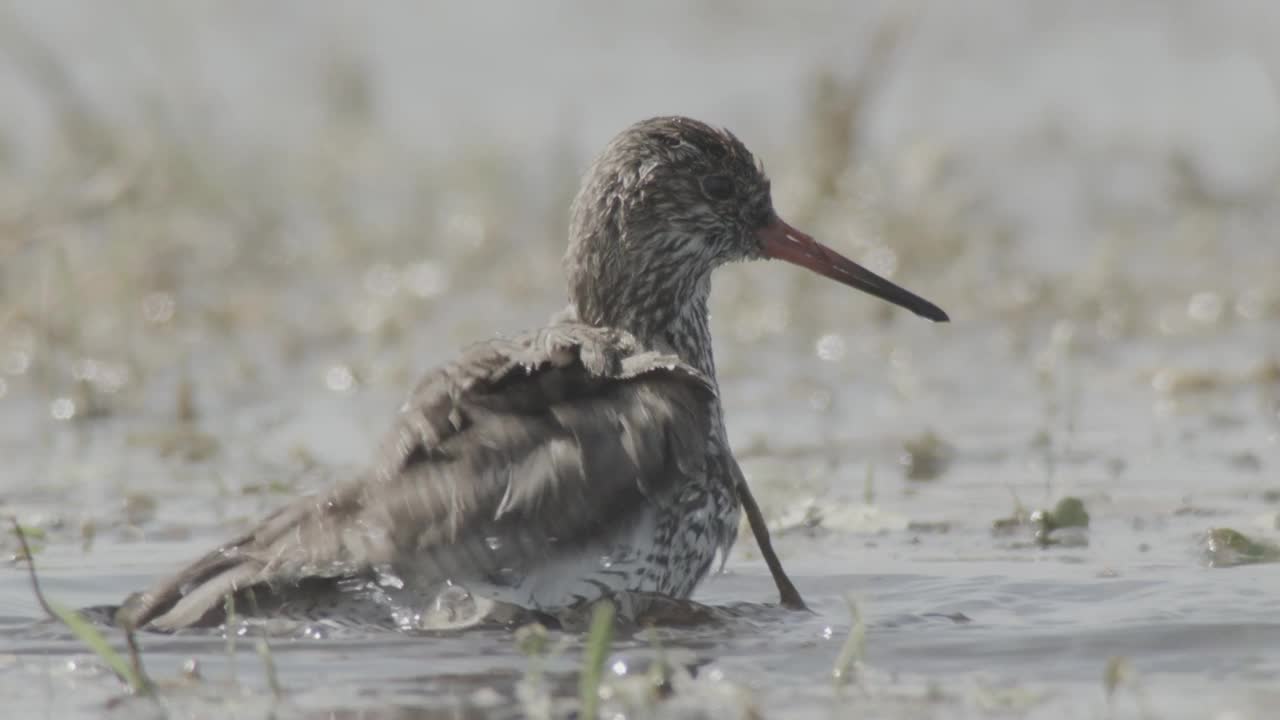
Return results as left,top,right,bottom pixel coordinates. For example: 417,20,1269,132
117,116,947,631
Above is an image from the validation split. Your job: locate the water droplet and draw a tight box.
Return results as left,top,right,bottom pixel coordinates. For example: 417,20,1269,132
815,333,846,362
1187,291,1223,324
433,584,476,624
50,397,76,421
325,364,355,392
2,350,30,376
375,568,404,589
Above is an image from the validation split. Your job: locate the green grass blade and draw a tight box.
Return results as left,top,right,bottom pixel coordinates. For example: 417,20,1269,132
832,594,865,690
48,601,148,693
578,600,615,720
11,518,150,694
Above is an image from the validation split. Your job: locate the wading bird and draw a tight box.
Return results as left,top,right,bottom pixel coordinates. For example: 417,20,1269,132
118,116,948,631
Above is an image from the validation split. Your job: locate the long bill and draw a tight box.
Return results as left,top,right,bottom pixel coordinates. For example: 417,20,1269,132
758,216,950,322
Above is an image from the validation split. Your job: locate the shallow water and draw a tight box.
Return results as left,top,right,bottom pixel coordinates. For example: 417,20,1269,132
2,1,1279,718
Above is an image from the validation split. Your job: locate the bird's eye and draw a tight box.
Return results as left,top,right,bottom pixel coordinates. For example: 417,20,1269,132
701,175,735,200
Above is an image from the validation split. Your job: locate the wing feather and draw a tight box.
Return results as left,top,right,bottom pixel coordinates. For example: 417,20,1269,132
118,324,713,630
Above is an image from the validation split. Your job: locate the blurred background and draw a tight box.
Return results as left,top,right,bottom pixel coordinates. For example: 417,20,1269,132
1,2,1278,718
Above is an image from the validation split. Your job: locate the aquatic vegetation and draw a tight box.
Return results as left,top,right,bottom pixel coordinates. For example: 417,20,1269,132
991,492,1032,536
993,496,1090,547
10,519,152,695
126,427,221,462
831,595,866,691
1104,656,1154,720
514,622,555,719
8,522,47,557
898,430,955,481
255,637,282,700
1202,528,1280,567
578,600,616,720
223,594,240,686
1031,497,1090,547
2,3,1279,718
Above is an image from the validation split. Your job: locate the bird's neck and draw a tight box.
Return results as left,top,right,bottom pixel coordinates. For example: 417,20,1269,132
659,293,729,437
653,288,718,385
568,276,716,373
563,276,724,430
656,296,733,458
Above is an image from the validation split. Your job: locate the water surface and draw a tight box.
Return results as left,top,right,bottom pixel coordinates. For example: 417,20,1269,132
1,2,1279,718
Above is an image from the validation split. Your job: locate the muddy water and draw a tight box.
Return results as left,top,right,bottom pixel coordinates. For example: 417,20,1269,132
2,2,1279,718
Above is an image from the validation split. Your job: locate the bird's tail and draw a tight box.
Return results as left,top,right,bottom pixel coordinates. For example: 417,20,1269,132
115,548,268,630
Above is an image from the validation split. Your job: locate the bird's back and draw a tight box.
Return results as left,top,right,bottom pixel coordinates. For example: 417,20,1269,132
116,323,721,631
